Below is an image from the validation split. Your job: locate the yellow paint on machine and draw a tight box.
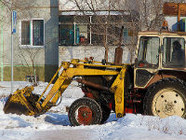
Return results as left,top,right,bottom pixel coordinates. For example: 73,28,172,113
3,59,127,118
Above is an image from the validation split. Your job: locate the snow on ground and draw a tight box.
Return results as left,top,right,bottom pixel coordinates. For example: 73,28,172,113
0,81,186,140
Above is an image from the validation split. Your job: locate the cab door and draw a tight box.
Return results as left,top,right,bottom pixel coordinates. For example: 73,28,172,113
134,36,160,88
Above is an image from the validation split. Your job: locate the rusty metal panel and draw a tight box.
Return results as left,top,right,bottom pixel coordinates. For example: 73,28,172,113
163,2,186,16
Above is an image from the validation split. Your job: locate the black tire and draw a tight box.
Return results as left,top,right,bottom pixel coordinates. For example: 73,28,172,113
101,105,111,123
143,78,186,118
68,97,103,126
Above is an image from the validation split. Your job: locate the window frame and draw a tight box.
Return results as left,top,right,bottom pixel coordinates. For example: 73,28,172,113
162,37,185,68
137,36,160,68
20,18,45,48
58,15,134,46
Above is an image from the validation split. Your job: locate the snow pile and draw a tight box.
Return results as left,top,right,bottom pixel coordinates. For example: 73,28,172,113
122,114,186,135
99,114,186,140
138,115,186,135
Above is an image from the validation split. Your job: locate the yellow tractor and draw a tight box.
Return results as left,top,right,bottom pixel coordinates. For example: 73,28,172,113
3,31,186,126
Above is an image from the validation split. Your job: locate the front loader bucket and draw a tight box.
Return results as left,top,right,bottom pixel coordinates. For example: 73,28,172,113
4,94,30,115
3,86,40,116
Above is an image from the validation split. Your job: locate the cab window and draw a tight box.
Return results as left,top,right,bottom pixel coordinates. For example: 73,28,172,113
137,37,160,68
163,37,185,68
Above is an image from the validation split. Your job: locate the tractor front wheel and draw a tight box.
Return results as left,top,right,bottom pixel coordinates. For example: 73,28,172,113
68,97,103,126
143,78,186,118
101,104,111,123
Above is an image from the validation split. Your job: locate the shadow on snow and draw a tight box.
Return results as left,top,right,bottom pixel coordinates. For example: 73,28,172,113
44,112,118,126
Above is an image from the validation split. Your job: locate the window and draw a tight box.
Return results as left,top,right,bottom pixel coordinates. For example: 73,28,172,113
59,16,90,46
21,21,30,45
163,37,185,68
59,24,74,46
21,20,44,47
33,20,44,46
137,37,160,68
59,15,135,46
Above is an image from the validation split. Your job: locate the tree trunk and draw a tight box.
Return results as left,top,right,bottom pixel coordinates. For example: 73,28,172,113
31,59,37,86
104,24,108,62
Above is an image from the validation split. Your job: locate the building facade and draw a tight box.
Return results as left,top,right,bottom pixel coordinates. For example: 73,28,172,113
0,0,136,82
0,0,59,81
58,0,137,63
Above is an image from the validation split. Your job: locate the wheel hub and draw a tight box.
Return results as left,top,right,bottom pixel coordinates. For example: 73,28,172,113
152,88,185,118
163,101,174,114
75,106,93,125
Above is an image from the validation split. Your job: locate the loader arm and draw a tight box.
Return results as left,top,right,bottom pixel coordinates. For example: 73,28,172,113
4,59,127,117
36,59,125,112
41,62,119,107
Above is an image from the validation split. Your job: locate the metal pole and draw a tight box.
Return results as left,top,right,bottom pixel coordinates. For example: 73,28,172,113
11,11,14,93
73,22,76,45
0,5,4,81
11,32,13,93
89,16,92,45
10,10,16,93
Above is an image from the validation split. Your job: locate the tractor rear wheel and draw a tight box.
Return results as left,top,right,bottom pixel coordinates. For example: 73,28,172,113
68,97,102,126
143,78,186,118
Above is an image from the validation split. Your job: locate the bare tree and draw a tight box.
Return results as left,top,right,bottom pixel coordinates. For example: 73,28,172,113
65,0,139,63
60,0,168,63
136,0,164,31
14,1,42,85
0,0,11,25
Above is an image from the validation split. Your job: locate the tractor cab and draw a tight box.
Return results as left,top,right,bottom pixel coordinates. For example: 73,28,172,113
134,31,186,89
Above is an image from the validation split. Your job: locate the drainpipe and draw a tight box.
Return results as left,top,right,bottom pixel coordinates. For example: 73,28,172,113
73,22,76,45
0,5,4,81
89,16,92,45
